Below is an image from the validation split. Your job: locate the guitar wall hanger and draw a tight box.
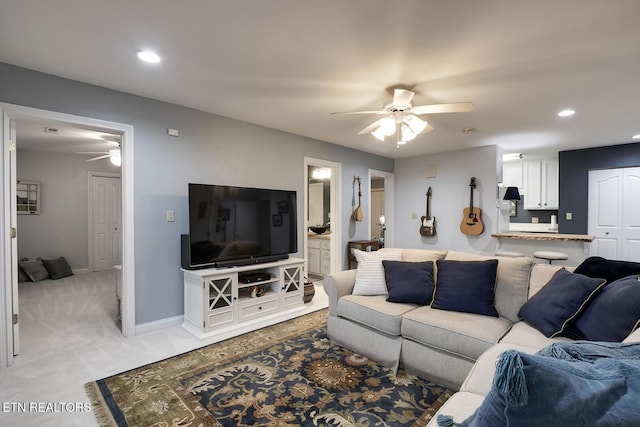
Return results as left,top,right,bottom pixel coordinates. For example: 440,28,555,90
460,177,484,235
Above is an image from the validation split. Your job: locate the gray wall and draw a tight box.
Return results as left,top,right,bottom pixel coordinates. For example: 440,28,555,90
16,150,119,268
559,142,640,234
394,145,501,253
0,62,393,325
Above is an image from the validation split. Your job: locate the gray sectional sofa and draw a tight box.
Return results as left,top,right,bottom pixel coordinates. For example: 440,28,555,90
322,248,640,426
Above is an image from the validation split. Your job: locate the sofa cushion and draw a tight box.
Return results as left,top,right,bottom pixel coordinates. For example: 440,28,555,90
383,260,434,305
425,392,485,427
574,256,640,284
499,321,571,349
444,251,533,323
573,275,640,342
519,268,607,338
401,306,513,360
400,249,448,263
461,342,541,397
336,295,417,336
432,259,499,317
352,248,402,296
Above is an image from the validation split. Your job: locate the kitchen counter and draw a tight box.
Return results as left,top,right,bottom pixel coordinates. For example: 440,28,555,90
492,232,594,265
491,232,594,242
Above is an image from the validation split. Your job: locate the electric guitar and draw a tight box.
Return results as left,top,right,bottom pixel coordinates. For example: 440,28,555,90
460,177,484,235
419,187,436,236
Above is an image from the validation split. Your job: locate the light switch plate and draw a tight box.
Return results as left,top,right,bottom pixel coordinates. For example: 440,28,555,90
166,210,175,222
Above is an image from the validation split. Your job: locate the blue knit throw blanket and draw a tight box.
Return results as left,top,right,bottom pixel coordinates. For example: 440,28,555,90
437,341,640,427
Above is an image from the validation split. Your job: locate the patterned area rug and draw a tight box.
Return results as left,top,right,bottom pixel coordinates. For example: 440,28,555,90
86,310,452,426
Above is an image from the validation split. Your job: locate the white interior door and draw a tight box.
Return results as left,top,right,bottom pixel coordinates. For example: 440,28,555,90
91,175,122,271
588,169,622,259
622,168,640,261
9,118,19,356
588,167,640,261
371,188,384,239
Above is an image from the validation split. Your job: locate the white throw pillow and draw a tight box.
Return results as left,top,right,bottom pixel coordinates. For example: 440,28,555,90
352,248,403,296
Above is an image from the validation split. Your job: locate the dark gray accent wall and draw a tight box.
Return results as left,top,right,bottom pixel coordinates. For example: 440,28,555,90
0,62,393,325
559,142,640,234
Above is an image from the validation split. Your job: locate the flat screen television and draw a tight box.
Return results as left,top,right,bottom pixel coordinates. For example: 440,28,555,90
182,183,298,269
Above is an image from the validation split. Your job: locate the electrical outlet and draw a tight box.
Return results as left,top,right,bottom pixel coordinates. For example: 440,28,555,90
566,212,573,220
411,213,418,220
532,217,539,224
166,210,175,222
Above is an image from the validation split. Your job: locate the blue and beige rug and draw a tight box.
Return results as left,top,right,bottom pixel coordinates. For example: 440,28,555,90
86,310,451,426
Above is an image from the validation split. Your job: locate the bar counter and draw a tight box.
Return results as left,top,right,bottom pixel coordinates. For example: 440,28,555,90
491,232,594,242
492,232,594,266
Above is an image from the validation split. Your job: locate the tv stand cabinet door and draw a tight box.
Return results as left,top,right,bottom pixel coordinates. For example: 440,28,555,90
280,263,303,309
204,274,235,330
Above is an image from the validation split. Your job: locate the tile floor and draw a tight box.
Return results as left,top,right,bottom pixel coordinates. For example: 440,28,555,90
0,271,328,426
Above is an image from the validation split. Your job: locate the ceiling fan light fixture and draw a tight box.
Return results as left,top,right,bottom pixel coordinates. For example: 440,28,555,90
109,149,122,167
404,115,427,134
380,117,396,136
400,124,416,142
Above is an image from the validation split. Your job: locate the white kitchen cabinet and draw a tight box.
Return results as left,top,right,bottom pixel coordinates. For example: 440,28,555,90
524,159,559,210
502,161,524,191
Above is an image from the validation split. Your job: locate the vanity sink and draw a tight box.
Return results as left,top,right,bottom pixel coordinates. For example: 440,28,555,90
308,225,330,234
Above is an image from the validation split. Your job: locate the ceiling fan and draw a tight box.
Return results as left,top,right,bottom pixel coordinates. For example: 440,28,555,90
75,147,121,166
332,88,474,147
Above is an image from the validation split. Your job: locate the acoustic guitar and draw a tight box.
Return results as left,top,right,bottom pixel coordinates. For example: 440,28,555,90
419,187,436,236
460,177,484,235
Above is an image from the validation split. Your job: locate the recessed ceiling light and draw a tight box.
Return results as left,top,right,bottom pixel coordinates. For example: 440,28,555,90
137,50,161,64
557,109,575,117
632,134,640,140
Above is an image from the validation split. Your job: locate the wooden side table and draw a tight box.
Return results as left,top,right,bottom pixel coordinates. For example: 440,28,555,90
348,240,382,269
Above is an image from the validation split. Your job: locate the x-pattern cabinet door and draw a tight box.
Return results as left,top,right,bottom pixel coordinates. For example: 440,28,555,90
205,275,235,329
281,265,303,309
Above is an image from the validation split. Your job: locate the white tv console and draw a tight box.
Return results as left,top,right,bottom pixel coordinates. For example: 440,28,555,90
181,257,306,340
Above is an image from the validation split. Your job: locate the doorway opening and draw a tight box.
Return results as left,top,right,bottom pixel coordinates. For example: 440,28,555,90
368,170,394,248
304,158,342,278
1,103,135,368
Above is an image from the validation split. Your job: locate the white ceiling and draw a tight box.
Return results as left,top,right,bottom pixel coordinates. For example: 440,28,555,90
1,0,639,159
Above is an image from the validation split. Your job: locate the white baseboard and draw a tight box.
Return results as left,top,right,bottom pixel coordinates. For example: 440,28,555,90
135,315,184,335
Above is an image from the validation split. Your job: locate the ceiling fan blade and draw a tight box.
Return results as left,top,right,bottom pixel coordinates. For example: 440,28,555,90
409,102,474,115
86,154,111,162
392,89,415,109
357,118,384,135
422,124,435,134
331,110,388,115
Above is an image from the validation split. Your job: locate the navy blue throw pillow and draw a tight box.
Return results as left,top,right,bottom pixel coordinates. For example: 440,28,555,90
574,256,640,284
382,260,434,305
574,275,640,342
432,259,499,317
519,269,607,338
